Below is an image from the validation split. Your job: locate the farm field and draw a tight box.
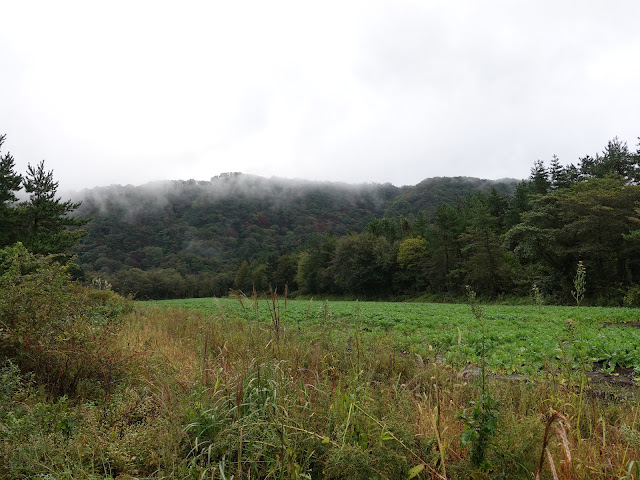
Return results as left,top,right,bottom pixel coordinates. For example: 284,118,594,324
4,288,640,479
148,297,640,378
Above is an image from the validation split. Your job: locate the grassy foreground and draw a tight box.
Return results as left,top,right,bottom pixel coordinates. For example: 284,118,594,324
2,295,640,478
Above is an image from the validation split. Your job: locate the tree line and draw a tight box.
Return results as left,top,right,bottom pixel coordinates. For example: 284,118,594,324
2,132,639,305
288,137,640,304
81,138,640,304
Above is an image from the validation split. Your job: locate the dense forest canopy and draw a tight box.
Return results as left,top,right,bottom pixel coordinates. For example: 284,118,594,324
3,132,639,305
69,137,640,304
71,173,519,299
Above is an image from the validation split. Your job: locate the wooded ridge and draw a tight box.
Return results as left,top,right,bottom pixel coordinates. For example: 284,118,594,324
3,136,634,304
72,174,518,299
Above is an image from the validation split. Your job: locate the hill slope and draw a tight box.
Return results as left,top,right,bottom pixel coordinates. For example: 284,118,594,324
73,173,518,297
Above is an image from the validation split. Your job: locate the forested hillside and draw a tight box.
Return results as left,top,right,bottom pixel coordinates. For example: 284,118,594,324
72,137,640,304
293,138,640,303
73,173,517,299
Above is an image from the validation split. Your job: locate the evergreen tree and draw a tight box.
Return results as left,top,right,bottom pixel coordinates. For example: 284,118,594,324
579,137,640,182
549,155,571,190
0,135,23,247
505,181,531,228
433,204,466,293
601,137,637,180
413,210,429,237
565,163,581,184
460,192,513,296
578,154,597,179
20,160,88,255
506,177,640,299
529,159,550,194
486,187,508,230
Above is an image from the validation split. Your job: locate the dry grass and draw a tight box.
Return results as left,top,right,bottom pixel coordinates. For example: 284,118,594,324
120,303,640,479
3,300,640,479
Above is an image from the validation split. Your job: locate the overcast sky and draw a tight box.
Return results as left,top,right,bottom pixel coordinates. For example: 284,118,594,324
2,1,640,192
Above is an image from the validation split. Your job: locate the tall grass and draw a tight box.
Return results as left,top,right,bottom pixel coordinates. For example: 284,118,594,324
2,294,640,478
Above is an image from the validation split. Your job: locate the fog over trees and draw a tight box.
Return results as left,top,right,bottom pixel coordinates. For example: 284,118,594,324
2,133,639,305
71,172,519,300
64,137,639,304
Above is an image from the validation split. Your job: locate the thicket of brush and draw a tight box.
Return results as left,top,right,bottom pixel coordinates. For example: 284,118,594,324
1,247,639,479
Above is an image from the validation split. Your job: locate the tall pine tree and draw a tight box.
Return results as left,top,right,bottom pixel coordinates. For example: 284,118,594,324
19,160,88,255
530,159,550,194
0,134,23,247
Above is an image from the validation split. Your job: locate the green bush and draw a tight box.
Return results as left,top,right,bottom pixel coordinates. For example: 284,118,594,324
0,243,132,397
0,359,23,403
623,285,640,307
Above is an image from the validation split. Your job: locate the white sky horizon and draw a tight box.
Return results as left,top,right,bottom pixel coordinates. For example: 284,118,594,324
2,1,639,192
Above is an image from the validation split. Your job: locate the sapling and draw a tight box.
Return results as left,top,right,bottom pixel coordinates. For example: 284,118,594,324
531,283,544,310
459,287,499,471
572,261,586,307
571,261,589,436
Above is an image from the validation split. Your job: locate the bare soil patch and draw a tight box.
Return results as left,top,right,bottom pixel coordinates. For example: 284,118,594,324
603,320,640,328
588,362,638,390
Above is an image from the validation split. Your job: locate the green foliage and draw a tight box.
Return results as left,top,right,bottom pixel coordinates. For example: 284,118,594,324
397,236,428,270
0,243,131,397
332,233,396,295
0,244,160,479
272,253,298,291
507,176,640,301
459,288,500,470
460,192,517,296
0,359,25,403
184,360,318,479
296,236,337,295
459,392,499,470
0,135,88,255
572,260,587,307
0,243,81,335
579,137,640,182
623,285,640,307
73,174,517,299
530,159,551,195
0,134,23,248
156,297,640,377
19,160,88,255
396,236,429,293
386,176,518,219
365,216,402,242
26,135,634,304
3,294,640,478
0,135,21,205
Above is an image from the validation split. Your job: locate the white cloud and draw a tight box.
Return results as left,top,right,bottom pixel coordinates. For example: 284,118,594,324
2,0,640,191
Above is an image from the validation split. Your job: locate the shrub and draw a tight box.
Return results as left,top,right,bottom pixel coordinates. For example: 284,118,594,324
0,243,132,397
623,285,640,307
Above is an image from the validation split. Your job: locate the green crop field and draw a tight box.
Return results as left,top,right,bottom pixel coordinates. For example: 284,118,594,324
145,297,640,378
